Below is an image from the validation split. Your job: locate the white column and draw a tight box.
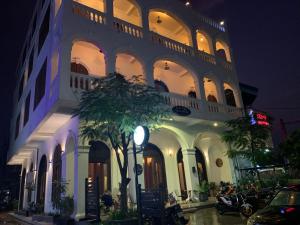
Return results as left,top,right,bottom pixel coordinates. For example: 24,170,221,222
74,145,89,220
182,149,199,193
216,79,226,104
128,149,145,203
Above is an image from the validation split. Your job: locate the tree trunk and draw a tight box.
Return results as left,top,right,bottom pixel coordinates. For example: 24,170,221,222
120,176,128,213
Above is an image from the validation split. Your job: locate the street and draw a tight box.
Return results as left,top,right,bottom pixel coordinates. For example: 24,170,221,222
187,208,247,225
0,208,246,225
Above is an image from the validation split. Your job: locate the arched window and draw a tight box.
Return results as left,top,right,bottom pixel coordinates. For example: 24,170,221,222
224,83,237,107
203,77,218,103
154,80,169,92
216,41,231,62
52,145,62,202
37,155,47,210
113,0,142,27
177,149,187,200
195,148,208,182
143,143,167,194
196,31,212,54
88,141,111,195
19,169,26,210
149,10,192,46
71,41,106,77
154,60,197,96
74,0,105,12
71,62,89,75
115,53,145,81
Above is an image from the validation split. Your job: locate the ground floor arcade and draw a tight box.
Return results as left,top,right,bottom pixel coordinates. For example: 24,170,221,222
17,117,236,219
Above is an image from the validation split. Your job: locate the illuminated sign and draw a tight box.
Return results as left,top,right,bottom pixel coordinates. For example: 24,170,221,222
249,110,270,126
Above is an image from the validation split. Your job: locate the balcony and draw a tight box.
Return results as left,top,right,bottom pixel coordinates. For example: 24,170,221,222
71,1,233,72
69,72,243,120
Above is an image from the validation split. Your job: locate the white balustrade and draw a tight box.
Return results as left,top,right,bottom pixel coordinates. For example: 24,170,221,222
112,18,143,39
72,1,106,24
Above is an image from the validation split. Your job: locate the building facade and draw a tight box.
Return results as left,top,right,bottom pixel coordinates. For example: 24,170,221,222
8,0,244,219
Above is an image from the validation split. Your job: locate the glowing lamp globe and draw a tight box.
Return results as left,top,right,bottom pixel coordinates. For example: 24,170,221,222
133,126,149,146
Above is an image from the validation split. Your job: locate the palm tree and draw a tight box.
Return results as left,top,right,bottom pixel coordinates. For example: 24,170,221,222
73,73,170,213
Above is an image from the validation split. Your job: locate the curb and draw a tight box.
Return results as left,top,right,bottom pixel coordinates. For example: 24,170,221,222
8,213,52,225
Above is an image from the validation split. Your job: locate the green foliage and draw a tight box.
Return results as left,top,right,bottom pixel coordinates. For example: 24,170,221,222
51,180,74,217
280,129,300,171
109,209,137,220
198,180,209,193
222,115,271,165
74,73,170,144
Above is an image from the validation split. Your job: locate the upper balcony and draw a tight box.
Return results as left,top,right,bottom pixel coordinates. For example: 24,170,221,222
70,0,234,72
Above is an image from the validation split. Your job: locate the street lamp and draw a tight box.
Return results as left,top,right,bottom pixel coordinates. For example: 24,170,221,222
133,126,149,225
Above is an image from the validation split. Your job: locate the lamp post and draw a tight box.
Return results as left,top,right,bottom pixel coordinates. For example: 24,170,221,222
133,126,149,225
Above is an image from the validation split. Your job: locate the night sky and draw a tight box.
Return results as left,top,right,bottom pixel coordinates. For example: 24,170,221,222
0,0,299,154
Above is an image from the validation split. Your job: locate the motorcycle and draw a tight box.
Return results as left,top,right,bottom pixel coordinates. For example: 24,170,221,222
165,204,189,225
215,191,254,217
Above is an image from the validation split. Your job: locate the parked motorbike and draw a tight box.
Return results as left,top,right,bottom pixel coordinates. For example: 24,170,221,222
165,204,189,225
215,191,254,217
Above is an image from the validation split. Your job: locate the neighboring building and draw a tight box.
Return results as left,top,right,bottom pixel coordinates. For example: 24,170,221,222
8,0,244,218
239,83,258,109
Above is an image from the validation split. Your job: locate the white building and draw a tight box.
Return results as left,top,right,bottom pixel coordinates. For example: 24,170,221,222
8,0,244,219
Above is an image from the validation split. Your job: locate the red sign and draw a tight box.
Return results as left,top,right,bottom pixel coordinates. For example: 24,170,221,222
256,113,270,126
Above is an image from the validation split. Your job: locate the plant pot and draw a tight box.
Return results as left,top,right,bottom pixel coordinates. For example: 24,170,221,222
53,216,75,225
108,218,138,225
199,193,208,202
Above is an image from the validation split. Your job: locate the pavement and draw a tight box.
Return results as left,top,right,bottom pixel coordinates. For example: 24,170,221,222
186,208,247,225
2,207,247,225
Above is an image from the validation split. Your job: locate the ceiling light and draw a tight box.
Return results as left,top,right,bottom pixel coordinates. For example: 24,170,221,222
156,16,162,24
213,122,218,127
200,38,204,42
220,20,225,26
185,1,190,6
164,62,170,70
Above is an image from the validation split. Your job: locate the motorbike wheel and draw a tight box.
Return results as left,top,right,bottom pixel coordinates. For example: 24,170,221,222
240,205,253,217
217,208,225,215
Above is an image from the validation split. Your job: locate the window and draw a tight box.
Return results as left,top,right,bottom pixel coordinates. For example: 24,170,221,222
18,75,25,101
34,60,47,109
24,93,31,126
15,114,20,139
28,49,34,79
38,6,50,53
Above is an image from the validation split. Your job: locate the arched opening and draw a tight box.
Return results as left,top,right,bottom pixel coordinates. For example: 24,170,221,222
177,149,187,200
19,169,26,210
74,0,105,12
113,0,142,27
115,53,145,81
71,41,106,77
196,31,212,54
224,83,237,107
27,163,34,203
154,60,197,97
143,143,167,194
195,148,208,183
216,40,231,62
149,10,192,46
88,141,111,195
65,136,75,196
52,145,62,202
203,77,218,103
37,155,47,210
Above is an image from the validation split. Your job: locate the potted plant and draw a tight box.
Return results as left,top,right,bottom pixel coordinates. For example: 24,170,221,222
107,209,138,225
198,181,209,202
52,181,75,225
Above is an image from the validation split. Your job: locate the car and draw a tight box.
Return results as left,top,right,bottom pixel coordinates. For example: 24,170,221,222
247,185,300,225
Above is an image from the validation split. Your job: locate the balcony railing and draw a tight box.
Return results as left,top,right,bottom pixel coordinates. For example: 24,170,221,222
70,72,243,118
112,18,143,39
72,1,106,24
71,1,232,70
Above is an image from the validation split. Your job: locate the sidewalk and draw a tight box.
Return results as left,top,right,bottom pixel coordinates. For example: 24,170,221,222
8,213,52,225
181,197,216,213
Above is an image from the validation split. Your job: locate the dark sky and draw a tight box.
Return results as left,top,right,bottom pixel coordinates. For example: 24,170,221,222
0,0,299,152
